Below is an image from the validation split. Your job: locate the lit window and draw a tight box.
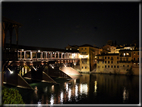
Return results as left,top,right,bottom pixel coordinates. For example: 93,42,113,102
123,53,125,56
126,53,129,55
70,48,72,50
66,48,68,50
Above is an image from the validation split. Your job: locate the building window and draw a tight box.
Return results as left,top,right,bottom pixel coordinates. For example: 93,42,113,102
111,65,113,68
82,48,83,50
111,57,113,60
105,65,107,68
138,58,139,61
126,58,128,61
134,58,135,61
105,57,106,59
123,53,125,56
123,58,125,61
117,57,119,59
108,61,110,63
114,65,116,68
117,66,119,68
126,53,129,55
117,61,119,64
123,65,125,67
70,48,72,50
82,66,83,69
108,65,110,68
66,48,68,50
85,48,86,50
85,66,87,69
108,57,110,59
111,61,113,64
98,66,100,68
105,61,107,63
127,65,129,67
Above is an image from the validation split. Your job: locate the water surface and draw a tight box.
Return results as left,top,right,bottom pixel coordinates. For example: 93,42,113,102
18,74,139,104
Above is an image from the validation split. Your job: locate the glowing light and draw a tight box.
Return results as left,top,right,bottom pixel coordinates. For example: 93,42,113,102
65,83,68,91
80,84,82,94
38,101,41,106
50,94,54,105
75,85,78,100
80,84,88,95
32,66,37,71
123,87,129,101
60,91,63,103
94,81,97,93
72,53,76,58
7,68,14,74
68,88,71,101
49,64,54,69
79,55,89,58
123,53,125,56
51,85,54,93
38,50,40,52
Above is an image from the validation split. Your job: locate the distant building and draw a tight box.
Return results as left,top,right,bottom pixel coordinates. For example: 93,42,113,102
65,44,79,51
96,49,140,75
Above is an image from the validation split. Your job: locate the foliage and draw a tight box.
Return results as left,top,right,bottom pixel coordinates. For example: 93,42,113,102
2,86,25,104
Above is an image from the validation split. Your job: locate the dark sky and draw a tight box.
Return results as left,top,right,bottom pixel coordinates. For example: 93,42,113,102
2,2,139,49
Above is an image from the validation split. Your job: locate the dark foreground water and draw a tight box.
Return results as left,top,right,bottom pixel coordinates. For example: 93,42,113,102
17,74,139,104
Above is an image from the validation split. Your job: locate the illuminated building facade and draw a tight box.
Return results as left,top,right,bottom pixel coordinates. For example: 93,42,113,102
79,44,102,72
96,48,140,75
96,53,120,73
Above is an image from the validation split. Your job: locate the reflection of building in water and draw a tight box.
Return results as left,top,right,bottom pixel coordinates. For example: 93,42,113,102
80,84,88,95
50,94,54,105
123,87,129,102
68,88,72,101
94,81,97,93
75,84,78,100
60,91,63,103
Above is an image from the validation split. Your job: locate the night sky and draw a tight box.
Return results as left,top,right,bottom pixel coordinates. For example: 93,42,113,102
2,2,139,49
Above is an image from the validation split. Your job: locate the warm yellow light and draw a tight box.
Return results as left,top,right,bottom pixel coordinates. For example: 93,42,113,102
79,55,89,58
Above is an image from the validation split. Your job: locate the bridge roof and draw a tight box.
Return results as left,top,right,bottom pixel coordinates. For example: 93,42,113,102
6,44,79,53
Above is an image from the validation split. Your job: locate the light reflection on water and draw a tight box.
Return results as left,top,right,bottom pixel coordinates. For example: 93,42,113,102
24,74,139,104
